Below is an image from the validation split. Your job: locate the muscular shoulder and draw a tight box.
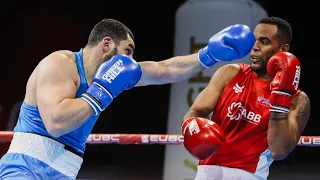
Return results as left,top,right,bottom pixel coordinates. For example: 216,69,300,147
38,50,77,74
36,50,79,82
213,63,240,85
220,63,241,74
42,50,75,65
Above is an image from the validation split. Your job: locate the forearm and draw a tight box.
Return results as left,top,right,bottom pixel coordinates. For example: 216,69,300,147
184,108,212,121
184,110,200,121
267,112,298,160
137,53,204,86
159,54,205,83
50,98,94,137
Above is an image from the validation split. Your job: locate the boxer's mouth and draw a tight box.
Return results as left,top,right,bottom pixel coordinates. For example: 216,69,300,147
251,55,259,59
251,55,260,63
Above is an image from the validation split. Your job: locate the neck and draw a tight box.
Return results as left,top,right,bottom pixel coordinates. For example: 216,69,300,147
82,46,104,84
254,72,273,82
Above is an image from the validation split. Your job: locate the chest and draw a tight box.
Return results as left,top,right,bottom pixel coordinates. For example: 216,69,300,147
215,74,271,126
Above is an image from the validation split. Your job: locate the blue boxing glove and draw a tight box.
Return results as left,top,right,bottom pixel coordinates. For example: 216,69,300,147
198,24,255,68
81,54,142,115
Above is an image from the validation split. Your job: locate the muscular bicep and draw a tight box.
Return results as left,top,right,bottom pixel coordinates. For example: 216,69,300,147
289,92,311,138
189,64,239,117
36,53,77,124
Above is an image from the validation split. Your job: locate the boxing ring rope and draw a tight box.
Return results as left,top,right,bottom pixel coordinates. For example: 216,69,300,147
0,131,319,147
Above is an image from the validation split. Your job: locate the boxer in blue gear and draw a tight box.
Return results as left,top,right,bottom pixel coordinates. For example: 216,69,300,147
0,18,254,179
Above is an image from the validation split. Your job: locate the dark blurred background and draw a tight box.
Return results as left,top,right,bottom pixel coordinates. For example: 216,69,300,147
0,0,317,179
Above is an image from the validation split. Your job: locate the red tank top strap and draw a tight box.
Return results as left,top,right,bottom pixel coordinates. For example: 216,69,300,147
225,63,251,87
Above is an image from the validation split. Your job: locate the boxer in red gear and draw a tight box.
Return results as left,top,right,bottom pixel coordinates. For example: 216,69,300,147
182,17,311,180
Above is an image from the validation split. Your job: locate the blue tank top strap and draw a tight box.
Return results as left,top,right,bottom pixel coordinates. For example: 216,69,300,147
74,48,89,97
74,48,87,86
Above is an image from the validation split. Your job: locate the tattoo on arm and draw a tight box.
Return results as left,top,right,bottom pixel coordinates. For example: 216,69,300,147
296,95,311,134
270,112,288,121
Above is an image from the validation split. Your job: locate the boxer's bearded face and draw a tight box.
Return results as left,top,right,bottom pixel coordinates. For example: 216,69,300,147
102,34,135,61
105,35,135,61
116,35,135,58
250,24,280,75
105,47,118,60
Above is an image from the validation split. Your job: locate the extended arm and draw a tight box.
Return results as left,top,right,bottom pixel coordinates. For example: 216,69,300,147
267,92,310,160
37,52,94,137
136,53,204,86
135,24,255,87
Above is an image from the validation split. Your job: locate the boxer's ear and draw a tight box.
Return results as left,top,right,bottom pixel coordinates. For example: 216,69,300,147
102,37,115,52
280,44,290,52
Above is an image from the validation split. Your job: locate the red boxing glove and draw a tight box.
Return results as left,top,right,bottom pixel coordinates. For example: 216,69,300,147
181,117,225,160
267,52,301,113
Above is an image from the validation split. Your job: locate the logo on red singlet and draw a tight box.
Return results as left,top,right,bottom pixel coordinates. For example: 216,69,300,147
227,102,261,124
233,83,244,93
256,96,270,106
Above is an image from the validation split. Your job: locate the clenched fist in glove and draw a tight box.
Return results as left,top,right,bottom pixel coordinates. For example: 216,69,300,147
198,24,255,68
81,54,142,116
181,117,225,160
267,52,301,113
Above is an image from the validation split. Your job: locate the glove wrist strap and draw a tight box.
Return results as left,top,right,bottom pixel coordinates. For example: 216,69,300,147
198,47,218,68
81,82,113,116
269,91,292,114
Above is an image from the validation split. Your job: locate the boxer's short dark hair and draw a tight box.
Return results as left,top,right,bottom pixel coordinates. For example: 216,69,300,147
259,17,292,45
87,18,134,46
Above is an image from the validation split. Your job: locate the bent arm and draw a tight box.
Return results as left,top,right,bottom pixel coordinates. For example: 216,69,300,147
136,53,205,86
184,64,239,120
267,92,311,160
37,53,94,137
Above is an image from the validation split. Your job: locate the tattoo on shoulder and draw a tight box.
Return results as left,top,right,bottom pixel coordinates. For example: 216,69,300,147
296,94,311,129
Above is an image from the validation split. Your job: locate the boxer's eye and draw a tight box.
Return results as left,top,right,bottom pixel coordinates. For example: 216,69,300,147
261,39,269,45
126,48,133,56
258,37,270,45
